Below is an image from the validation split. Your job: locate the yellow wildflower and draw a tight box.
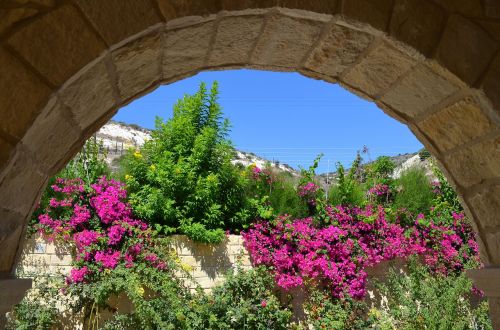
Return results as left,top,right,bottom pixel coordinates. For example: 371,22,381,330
133,150,143,159
150,164,156,171
125,174,132,180
136,286,145,297
180,263,193,273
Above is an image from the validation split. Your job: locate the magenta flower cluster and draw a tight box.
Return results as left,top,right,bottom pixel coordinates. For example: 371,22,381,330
242,205,479,299
36,177,164,285
297,182,320,206
367,184,390,197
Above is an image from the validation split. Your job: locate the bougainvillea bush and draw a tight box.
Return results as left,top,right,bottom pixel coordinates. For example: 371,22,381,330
30,176,206,328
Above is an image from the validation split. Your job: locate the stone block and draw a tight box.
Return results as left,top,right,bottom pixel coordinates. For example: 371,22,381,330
0,48,52,140
343,41,416,97
227,235,241,245
50,254,73,266
113,31,162,100
163,21,215,78
278,0,338,14
305,22,374,77
22,98,81,172
60,59,116,131
485,231,500,264
389,0,446,56
0,278,32,327
0,150,46,215
444,136,500,188
381,63,460,118
75,0,162,45
221,0,277,11
341,0,394,31
157,0,222,19
468,185,500,230
482,53,500,112
0,8,39,35
417,97,494,152
252,14,324,68
433,0,483,17
435,15,498,85
0,208,24,272
7,4,106,86
208,15,265,66
0,139,14,173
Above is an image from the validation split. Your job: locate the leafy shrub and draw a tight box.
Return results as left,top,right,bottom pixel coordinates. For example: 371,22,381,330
195,266,293,329
394,168,434,216
304,288,371,329
328,156,367,207
366,155,396,186
371,257,491,330
7,275,63,330
123,82,248,243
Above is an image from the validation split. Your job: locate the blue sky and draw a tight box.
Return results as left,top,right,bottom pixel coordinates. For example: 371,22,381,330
113,69,422,173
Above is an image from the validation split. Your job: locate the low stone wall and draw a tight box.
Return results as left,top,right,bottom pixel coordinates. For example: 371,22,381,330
16,234,251,292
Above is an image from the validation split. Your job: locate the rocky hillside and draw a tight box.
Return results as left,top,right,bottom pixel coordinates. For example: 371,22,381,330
95,121,300,175
95,121,432,181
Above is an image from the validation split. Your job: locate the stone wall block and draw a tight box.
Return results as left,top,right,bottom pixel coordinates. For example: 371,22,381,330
74,0,162,45
304,23,374,77
481,53,500,112
435,15,498,85
0,208,24,272
163,21,214,78
343,42,416,97
0,150,46,215
381,63,460,118
417,97,495,152
389,0,447,56
112,31,162,101
341,0,394,31
444,136,500,188
468,185,500,230
0,7,39,35
0,139,15,173
59,59,116,131
208,15,265,66
485,231,500,264
252,14,324,68
22,98,80,173
0,48,52,140
7,4,106,86
157,0,222,19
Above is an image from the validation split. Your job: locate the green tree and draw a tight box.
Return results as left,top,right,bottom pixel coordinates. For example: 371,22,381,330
124,82,248,243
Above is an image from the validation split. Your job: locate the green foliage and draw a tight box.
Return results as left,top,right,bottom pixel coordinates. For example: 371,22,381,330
196,266,293,329
7,276,64,330
366,155,396,185
304,288,372,329
394,168,434,216
431,161,463,212
328,153,367,207
371,257,491,330
418,148,431,160
123,82,249,243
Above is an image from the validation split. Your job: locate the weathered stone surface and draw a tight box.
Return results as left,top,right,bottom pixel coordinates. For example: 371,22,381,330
59,60,116,131
485,231,500,264
75,0,162,45
484,0,500,19
157,0,222,19
0,150,46,214
0,8,39,35
417,98,495,152
22,99,80,172
389,0,447,56
221,0,277,11
0,208,24,272
477,20,500,43
435,15,498,85
208,15,264,66
445,136,500,188
163,21,214,78
113,31,162,100
252,14,324,67
0,278,32,328
0,139,14,173
7,4,106,86
433,0,483,17
482,53,500,112
468,185,500,229
341,0,393,31
0,48,52,140
381,64,459,118
305,23,374,77
278,0,338,14
343,42,416,97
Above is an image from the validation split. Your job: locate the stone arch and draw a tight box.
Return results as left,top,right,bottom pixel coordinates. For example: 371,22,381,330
1,0,500,324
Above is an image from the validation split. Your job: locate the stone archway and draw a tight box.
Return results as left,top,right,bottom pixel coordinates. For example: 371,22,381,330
1,0,500,326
